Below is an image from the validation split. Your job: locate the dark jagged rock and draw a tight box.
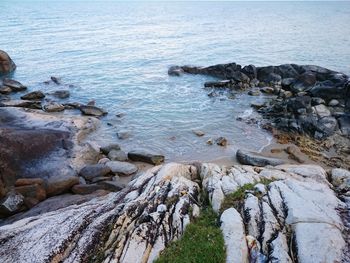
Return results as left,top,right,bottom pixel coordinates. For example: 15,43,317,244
50,76,61,85
0,50,16,75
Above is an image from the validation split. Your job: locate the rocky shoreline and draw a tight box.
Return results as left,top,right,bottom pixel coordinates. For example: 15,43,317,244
0,51,349,262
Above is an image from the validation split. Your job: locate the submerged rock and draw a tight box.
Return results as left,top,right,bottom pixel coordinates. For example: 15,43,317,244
192,130,205,137
236,149,286,166
117,131,131,140
50,76,61,85
0,50,16,75
100,143,121,155
168,65,184,76
216,137,227,146
128,150,165,165
53,90,70,99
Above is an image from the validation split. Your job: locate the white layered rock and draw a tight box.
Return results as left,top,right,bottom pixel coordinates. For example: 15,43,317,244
201,163,349,263
220,208,249,263
0,163,200,263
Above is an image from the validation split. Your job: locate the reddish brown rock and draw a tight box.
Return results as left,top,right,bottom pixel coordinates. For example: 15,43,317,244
15,178,44,187
45,176,79,196
15,184,46,201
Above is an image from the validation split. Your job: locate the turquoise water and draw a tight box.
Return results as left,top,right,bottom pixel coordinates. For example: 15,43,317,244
1,1,350,161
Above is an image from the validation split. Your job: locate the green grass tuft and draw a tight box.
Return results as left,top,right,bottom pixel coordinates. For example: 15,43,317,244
155,207,225,263
219,183,255,214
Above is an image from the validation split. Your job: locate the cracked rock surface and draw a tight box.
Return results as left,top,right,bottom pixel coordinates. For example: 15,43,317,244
202,163,349,263
0,162,349,263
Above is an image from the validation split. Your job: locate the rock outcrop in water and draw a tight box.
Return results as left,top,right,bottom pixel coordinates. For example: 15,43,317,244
170,63,350,140
0,50,16,75
0,162,349,262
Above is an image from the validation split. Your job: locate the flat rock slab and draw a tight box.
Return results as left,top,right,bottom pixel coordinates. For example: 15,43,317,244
128,150,165,165
106,161,138,176
220,208,249,263
236,149,286,166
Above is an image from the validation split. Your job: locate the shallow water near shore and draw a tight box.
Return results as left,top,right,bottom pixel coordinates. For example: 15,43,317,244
1,1,350,161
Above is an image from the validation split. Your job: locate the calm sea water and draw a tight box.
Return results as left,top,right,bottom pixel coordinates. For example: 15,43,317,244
1,1,350,161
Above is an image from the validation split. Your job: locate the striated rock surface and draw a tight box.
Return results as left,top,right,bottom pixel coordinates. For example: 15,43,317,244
201,163,349,263
0,163,200,263
0,162,348,262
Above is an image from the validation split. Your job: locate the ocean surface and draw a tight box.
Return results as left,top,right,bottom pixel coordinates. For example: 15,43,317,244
1,1,350,161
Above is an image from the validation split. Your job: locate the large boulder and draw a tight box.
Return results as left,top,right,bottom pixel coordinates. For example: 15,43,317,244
0,50,16,75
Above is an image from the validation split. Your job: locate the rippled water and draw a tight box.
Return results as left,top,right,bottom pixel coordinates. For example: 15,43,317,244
1,1,350,161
